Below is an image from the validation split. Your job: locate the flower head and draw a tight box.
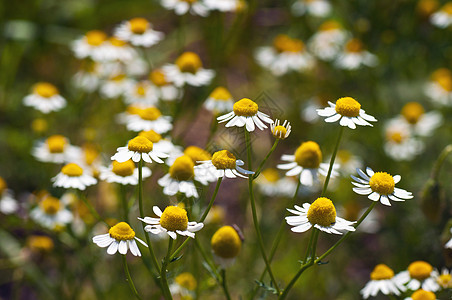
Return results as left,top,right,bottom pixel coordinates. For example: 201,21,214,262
161,0,210,16
111,136,169,163
30,195,73,229
32,135,82,164
163,52,215,87
211,225,242,268
92,222,147,256
114,18,164,47
408,289,437,300
23,82,67,113
204,86,234,114
360,264,406,298
158,155,199,198
52,163,97,190
195,150,254,179
99,159,152,185
271,119,291,139
396,261,439,292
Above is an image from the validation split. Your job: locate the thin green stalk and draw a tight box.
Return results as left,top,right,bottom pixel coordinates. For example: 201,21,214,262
221,269,232,300
432,144,452,181
302,228,316,264
194,239,221,282
122,255,143,300
321,126,344,196
245,129,281,295
253,139,279,179
78,192,108,226
278,263,312,300
310,230,319,264
120,184,129,223
161,239,174,300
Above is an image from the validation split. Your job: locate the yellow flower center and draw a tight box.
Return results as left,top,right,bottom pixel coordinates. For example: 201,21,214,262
437,274,452,287
233,98,259,117
135,83,147,96
408,261,433,281
33,82,59,98
443,2,452,14
211,226,242,259
139,130,162,143
369,172,395,195
210,86,232,101
417,0,438,15
184,146,212,164
160,206,189,232
176,52,203,73
128,136,154,153
337,150,352,163
175,273,197,290
345,38,364,53
272,125,287,139
170,156,195,181
387,131,405,144
432,68,452,91
27,235,54,252
411,289,436,300
83,144,99,166
335,97,361,117
31,118,48,133
40,196,61,215
401,102,425,124
181,0,197,3
261,168,279,183
85,30,107,46
112,160,135,177
320,20,342,31
112,74,126,82
149,69,169,86
211,150,236,169
109,37,127,47
61,163,84,177
370,264,395,280
126,105,143,115
109,222,136,241
129,18,149,34
294,141,322,169
0,177,6,194
46,135,67,153
307,197,337,227
273,35,304,53
138,107,162,121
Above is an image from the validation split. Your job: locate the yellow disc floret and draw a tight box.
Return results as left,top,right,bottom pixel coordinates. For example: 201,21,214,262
62,163,84,177
0,177,6,194
149,69,169,86
40,196,61,215
387,130,405,144
272,125,287,139
294,141,322,169
345,38,364,53
128,136,153,153
442,2,452,14
401,102,425,124
33,82,59,98
307,197,337,227
176,52,203,73
211,226,242,259
369,172,395,195
135,83,147,96
210,87,232,101
262,168,279,183
85,30,107,46
109,222,136,241
170,156,195,181
408,261,433,281
139,130,162,143
184,146,212,164
129,18,149,34
27,235,54,252
112,160,135,177
138,107,162,121
233,98,259,117
273,35,304,53
370,264,395,280
212,150,236,169
411,289,436,300
437,273,452,288
175,272,197,291
46,135,67,153
335,97,361,117
320,20,342,31
31,118,48,133
160,206,189,232
109,37,127,47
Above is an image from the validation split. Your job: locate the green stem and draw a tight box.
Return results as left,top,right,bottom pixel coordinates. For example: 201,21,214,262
253,139,279,179
221,269,232,300
278,263,312,300
122,255,143,300
321,126,344,196
432,144,452,181
78,192,108,226
120,184,129,223
160,238,174,300
302,228,316,264
194,239,221,282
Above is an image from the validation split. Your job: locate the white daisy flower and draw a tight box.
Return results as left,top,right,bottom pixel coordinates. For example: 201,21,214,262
396,261,440,292
148,69,182,101
111,136,169,163
308,20,348,61
23,82,67,114
161,0,210,16
139,206,204,239
138,130,177,155
271,119,291,139
255,168,297,197
71,30,108,61
123,80,159,105
424,68,452,106
431,268,452,289
384,119,424,161
114,18,164,47
163,52,215,87
211,225,242,268
0,177,19,214
204,86,234,114
217,98,273,132
52,163,97,190
430,3,452,28
158,155,199,198
335,150,363,176
360,264,406,299
404,289,438,300
100,37,138,62
255,35,315,76
291,0,331,17
169,272,197,298
399,102,443,137
122,106,173,134
316,97,377,129
351,167,413,206
195,149,254,179
300,96,328,123
32,135,82,164
204,0,239,12
277,141,338,186
72,62,101,93
335,38,378,70
286,197,356,235
92,222,147,256
99,73,134,99
99,159,151,185
30,195,73,229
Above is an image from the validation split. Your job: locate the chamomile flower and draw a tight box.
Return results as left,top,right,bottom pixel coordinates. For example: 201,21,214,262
0,177,19,214
217,98,273,132
351,167,413,206
158,155,199,198
161,0,209,16
335,38,378,70
430,3,452,28
361,264,407,298
32,135,82,164
163,52,215,87
72,61,101,92
300,96,328,123
140,206,204,239
432,268,452,288
316,97,377,129
335,150,363,176
291,0,331,17
195,150,254,179
169,272,197,298
92,222,147,256
114,18,164,47
123,81,159,105
101,37,137,62
308,20,348,61
405,289,437,300
204,0,239,12
211,225,242,268
397,261,440,292
256,168,297,197
99,159,151,185
52,163,97,190
204,86,234,114
277,141,337,186
271,119,291,139
424,68,452,106
71,30,108,60
255,34,315,76
148,69,181,101
30,195,73,229
99,73,134,99
139,130,177,154
111,136,169,163
399,102,443,136
123,107,173,134
384,119,424,161
27,235,54,253
286,197,356,234
23,82,67,113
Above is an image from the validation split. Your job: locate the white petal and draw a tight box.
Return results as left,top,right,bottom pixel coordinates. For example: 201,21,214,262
107,241,119,255
118,240,128,254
